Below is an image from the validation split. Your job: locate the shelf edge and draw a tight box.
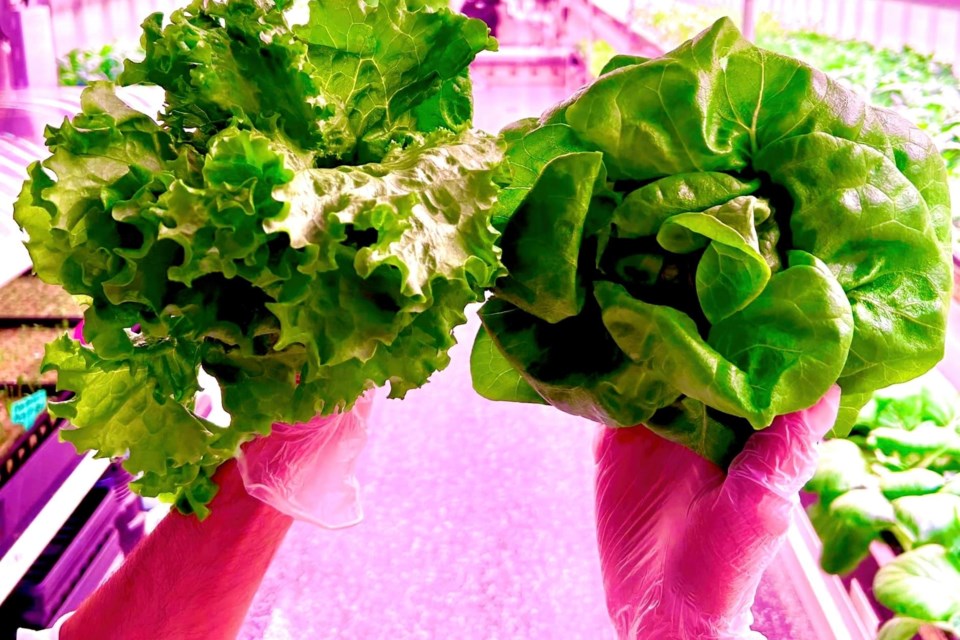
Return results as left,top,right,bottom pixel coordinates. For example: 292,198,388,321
0,453,111,604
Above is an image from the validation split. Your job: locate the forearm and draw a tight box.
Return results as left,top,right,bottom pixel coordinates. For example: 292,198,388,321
61,460,293,640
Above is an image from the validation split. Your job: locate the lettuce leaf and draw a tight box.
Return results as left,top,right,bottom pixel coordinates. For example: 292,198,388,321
471,18,951,466
874,545,960,638
15,0,502,514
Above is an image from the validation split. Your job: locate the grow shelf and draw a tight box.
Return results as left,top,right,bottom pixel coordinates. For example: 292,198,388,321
0,452,110,604
0,273,83,326
0,325,67,389
0,464,144,637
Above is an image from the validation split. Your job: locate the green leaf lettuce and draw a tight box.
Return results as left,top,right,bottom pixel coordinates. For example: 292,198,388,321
16,0,502,515
470,18,951,466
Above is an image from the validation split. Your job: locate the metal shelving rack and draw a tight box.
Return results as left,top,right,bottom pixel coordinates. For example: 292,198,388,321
0,454,111,604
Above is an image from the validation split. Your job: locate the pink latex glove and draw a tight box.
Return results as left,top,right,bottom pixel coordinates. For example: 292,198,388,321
74,320,374,528
237,391,374,529
594,386,841,640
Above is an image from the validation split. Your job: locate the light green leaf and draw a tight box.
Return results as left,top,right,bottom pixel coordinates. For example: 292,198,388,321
293,0,496,160
876,617,924,640
806,439,876,503
657,196,772,323
613,172,759,238
809,488,895,574
892,494,960,547
469,328,546,405
880,469,946,500
754,132,950,396
18,0,502,516
874,545,960,628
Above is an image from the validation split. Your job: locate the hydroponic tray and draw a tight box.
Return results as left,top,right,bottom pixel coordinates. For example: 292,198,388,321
0,452,110,604
0,273,83,326
9,484,120,628
0,464,142,637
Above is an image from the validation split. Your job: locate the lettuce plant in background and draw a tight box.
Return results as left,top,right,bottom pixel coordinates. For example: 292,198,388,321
58,43,144,87
873,543,960,640
15,0,503,516
804,378,960,640
471,18,952,467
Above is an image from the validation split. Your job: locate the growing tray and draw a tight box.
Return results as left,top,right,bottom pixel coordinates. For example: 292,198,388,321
0,470,139,635
0,326,68,391
12,485,120,627
0,410,57,486
0,274,83,325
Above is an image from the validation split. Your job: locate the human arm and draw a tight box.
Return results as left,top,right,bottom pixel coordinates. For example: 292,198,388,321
34,389,370,640
60,459,292,640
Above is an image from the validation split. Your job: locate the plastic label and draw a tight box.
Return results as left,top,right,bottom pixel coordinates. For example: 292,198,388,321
10,389,47,430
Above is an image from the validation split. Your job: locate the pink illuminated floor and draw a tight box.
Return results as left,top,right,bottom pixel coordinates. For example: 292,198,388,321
235,83,819,640
237,311,817,640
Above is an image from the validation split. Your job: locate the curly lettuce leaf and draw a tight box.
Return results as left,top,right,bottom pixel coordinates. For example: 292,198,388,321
16,0,501,515
122,0,495,162
291,0,495,160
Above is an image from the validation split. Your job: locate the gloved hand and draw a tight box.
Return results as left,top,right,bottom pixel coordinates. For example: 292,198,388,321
594,386,841,640
75,320,373,527
236,391,374,528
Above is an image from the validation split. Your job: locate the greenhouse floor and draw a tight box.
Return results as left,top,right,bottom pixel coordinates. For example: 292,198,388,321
237,309,817,640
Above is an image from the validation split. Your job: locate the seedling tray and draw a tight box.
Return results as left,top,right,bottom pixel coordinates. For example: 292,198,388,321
0,473,137,635
0,326,67,391
12,485,119,627
0,274,82,325
0,413,56,487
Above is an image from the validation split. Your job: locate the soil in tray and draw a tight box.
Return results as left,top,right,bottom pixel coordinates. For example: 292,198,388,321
0,326,65,388
0,275,83,320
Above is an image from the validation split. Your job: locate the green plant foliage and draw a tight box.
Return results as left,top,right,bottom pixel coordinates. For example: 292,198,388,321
807,377,960,637
874,544,960,640
470,18,951,467
17,0,503,516
58,44,142,87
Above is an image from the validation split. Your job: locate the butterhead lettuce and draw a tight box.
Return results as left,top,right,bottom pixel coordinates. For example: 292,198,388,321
471,19,952,466
15,0,503,515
